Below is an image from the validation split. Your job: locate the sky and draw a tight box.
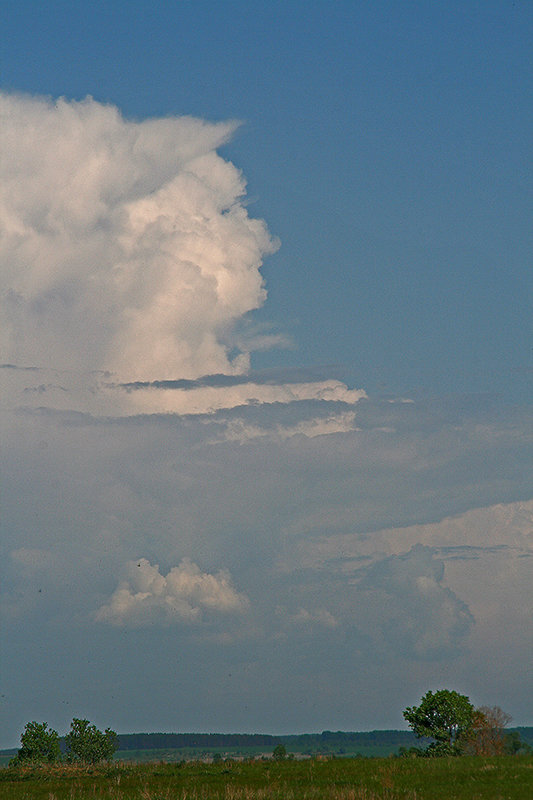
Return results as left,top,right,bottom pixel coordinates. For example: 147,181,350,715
0,0,532,748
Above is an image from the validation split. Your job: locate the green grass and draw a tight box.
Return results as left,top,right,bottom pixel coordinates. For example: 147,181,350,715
1,755,532,799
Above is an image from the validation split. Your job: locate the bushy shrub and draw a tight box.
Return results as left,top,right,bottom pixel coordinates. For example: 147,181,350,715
10,721,61,765
272,743,287,760
65,718,117,764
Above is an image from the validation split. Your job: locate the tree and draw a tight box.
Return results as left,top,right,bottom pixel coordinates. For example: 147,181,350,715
403,689,474,756
504,730,531,755
65,718,117,764
461,705,512,756
11,721,61,765
272,743,287,760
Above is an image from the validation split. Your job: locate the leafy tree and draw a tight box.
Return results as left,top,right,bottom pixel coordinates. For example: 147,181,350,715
65,718,117,764
504,730,531,755
461,705,512,756
11,721,61,765
272,743,287,760
403,689,474,756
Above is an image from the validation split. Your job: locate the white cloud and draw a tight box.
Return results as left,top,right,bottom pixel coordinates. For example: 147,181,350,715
1,91,531,741
215,410,358,443
0,92,370,419
1,92,278,385
95,558,250,627
108,378,365,417
356,545,474,659
2,363,366,421
281,499,532,664
287,499,533,571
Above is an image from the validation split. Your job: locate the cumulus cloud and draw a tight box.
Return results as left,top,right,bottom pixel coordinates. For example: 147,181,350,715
281,500,532,664
95,558,249,627
287,499,533,572
1,92,278,383
0,92,370,420
1,91,531,741
357,545,474,659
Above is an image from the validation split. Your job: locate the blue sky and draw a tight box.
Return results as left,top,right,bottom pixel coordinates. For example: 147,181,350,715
1,1,532,747
4,0,531,397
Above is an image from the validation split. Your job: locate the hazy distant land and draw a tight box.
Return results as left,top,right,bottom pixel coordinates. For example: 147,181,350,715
2,728,533,766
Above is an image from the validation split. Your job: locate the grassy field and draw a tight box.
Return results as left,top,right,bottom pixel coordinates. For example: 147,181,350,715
0,746,393,769
0,746,397,769
1,755,532,799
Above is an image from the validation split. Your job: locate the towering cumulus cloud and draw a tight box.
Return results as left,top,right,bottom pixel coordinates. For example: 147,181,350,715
1,93,278,381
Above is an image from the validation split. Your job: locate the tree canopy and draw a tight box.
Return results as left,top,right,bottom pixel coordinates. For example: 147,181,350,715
461,705,512,756
403,689,474,756
65,718,117,764
11,721,61,765
272,743,287,760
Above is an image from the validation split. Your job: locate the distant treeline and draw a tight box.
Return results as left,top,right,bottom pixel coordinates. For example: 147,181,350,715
116,733,278,750
113,730,423,753
285,731,421,751
2,728,532,759
109,727,533,754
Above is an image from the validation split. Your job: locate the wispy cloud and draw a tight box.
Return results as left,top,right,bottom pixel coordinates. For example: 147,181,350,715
4,357,367,423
